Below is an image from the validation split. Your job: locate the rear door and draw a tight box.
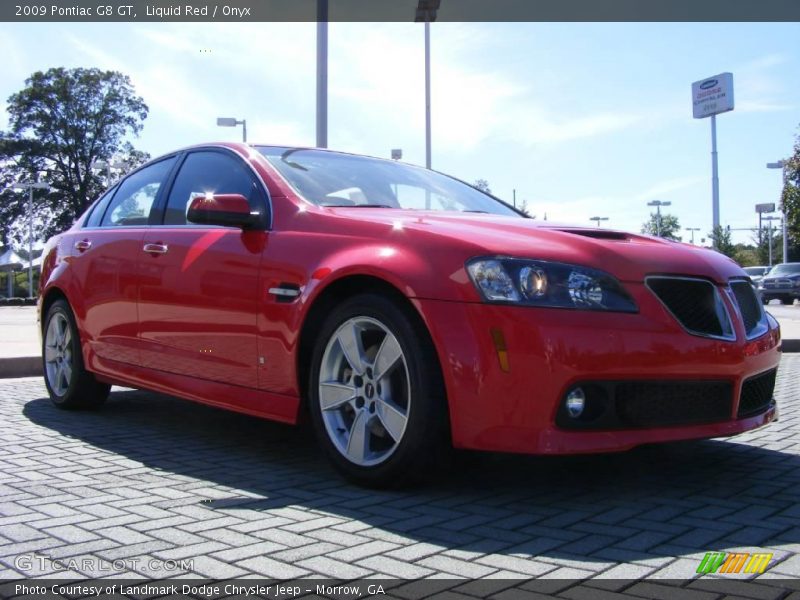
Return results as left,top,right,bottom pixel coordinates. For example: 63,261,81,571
138,148,268,389
68,156,178,366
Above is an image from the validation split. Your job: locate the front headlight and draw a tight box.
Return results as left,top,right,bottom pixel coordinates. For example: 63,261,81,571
466,257,638,312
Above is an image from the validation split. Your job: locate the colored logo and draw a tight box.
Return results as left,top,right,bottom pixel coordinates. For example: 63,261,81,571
700,79,719,90
696,552,773,575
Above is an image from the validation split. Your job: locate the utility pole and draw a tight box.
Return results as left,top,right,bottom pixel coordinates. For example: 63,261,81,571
13,181,50,298
316,0,328,148
647,200,671,237
685,227,700,244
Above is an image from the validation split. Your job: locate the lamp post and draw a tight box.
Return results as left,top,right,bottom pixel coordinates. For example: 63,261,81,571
589,216,608,227
416,1,440,169
92,159,126,186
316,0,328,148
685,227,700,244
13,181,50,298
763,215,780,267
216,117,247,142
767,160,788,263
647,200,671,237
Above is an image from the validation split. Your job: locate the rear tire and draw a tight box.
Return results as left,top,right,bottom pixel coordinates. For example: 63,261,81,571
43,299,110,410
781,297,794,305
308,293,448,487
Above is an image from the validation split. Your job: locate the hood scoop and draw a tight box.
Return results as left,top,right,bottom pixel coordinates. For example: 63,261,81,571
556,228,631,241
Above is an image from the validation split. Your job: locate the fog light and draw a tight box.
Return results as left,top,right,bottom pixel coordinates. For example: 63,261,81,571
565,388,586,418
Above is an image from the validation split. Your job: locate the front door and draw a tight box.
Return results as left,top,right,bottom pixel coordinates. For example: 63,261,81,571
138,149,267,389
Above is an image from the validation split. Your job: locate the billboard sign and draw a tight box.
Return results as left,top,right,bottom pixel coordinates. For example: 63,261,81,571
755,203,776,214
692,73,734,119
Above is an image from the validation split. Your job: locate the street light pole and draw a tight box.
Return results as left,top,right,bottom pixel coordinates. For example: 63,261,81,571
216,117,247,143
685,227,700,244
316,0,328,148
589,216,608,227
763,216,780,266
647,200,671,237
767,160,788,263
13,181,50,298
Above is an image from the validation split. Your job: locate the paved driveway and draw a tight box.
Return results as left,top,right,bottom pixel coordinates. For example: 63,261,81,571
0,357,799,593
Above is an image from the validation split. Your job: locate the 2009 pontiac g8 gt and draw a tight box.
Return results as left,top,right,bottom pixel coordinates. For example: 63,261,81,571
38,143,782,486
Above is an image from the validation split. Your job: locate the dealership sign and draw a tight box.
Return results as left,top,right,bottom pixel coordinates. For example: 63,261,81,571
691,72,734,119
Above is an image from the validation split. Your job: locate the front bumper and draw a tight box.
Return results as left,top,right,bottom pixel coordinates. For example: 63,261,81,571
414,281,781,455
759,285,800,299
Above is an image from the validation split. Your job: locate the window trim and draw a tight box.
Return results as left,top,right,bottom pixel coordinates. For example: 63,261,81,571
81,184,119,229
92,154,181,229
150,146,272,231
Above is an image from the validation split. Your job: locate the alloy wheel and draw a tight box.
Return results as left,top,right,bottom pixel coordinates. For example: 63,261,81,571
318,316,411,467
44,312,73,396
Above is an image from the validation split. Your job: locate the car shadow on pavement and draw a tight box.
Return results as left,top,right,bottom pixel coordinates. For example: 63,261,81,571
23,388,800,565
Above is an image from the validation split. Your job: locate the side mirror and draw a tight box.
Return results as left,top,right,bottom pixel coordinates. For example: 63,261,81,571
187,194,259,229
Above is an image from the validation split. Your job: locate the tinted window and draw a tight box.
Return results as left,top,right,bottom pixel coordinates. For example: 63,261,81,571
85,186,117,228
101,158,176,227
258,147,520,217
164,151,262,225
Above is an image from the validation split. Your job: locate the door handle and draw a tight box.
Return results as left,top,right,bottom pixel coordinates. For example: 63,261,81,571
143,243,169,255
74,240,92,253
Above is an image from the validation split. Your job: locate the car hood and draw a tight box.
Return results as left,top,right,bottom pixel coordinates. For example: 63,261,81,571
329,209,744,284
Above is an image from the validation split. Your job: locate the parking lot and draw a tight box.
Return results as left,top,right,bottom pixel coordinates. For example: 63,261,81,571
0,355,798,593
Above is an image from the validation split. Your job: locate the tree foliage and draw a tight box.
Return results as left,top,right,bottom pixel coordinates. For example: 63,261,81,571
0,67,149,244
472,179,491,194
641,212,681,241
708,226,737,258
780,126,800,261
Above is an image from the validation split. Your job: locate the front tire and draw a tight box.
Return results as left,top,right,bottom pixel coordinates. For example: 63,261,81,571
781,297,794,305
308,294,448,487
43,300,110,410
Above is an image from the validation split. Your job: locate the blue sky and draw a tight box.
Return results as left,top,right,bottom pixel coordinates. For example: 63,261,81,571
0,21,797,243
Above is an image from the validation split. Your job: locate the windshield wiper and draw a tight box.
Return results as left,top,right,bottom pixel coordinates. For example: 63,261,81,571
464,210,489,214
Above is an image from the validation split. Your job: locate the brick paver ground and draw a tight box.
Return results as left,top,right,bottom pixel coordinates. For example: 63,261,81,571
0,357,798,587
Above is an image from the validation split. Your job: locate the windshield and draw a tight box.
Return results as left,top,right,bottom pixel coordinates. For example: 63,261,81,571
767,263,800,276
744,267,767,276
258,147,521,217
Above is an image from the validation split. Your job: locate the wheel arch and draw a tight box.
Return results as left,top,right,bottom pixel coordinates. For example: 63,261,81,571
40,286,70,332
296,273,448,426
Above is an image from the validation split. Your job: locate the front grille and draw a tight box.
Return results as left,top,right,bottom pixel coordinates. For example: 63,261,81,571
647,277,733,340
616,382,732,427
730,280,768,339
556,380,733,430
738,369,776,418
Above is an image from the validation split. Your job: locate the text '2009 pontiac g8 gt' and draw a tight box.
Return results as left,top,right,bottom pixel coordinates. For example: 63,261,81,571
39,143,782,486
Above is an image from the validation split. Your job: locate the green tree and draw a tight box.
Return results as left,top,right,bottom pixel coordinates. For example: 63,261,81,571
0,67,149,244
641,212,681,241
708,225,736,258
473,179,491,194
780,127,800,261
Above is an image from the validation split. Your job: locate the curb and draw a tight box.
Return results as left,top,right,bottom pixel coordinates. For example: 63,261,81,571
782,339,800,353
0,356,41,379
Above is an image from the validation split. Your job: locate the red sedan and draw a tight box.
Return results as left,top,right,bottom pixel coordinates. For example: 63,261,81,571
38,143,781,486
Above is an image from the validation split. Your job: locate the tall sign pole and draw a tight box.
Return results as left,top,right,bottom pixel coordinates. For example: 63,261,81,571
316,0,328,148
416,1,440,169
691,72,734,247
711,114,719,233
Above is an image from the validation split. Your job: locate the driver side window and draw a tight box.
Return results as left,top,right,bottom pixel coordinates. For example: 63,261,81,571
164,151,263,225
